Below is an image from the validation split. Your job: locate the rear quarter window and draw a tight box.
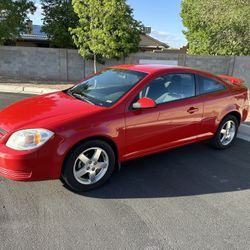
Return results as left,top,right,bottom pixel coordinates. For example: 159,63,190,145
197,75,226,95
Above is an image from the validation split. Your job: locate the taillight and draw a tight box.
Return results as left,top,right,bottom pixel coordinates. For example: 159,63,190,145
219,75,245,86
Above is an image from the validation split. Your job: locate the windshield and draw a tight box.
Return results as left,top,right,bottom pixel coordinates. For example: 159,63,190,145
67,68,147,107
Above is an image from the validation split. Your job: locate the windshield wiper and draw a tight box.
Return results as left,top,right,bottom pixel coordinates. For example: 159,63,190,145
68,91,95,105
73,93,95,105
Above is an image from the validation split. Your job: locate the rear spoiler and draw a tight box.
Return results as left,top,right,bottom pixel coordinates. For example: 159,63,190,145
219,75,245,86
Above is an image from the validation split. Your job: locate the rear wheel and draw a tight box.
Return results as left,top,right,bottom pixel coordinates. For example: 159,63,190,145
211,115,239,149
62,140,116,192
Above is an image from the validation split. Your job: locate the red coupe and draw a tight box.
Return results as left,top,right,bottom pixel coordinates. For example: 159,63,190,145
0,65,249,191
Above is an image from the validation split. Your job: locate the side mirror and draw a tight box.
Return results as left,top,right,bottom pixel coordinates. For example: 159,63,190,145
132,97,157,110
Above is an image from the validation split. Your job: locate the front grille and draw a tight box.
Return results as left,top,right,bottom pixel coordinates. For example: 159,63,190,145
0,166,32,179
0,128,7,139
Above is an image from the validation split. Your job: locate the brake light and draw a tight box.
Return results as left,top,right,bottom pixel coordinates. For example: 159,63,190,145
219,75,245,86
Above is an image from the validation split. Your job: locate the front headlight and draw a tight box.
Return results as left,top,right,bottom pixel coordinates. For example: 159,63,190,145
6,129,54,150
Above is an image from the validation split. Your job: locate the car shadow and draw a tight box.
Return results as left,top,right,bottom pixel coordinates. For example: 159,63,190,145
75,139,250,199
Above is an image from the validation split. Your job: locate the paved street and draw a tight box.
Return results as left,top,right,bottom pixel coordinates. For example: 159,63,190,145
1,92,250,250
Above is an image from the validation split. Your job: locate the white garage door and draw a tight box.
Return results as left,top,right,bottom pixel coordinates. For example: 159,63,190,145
139,59,178,66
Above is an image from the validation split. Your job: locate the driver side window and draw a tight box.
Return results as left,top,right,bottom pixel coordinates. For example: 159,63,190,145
139,73,196,104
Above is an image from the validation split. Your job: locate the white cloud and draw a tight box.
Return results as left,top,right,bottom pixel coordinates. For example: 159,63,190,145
29,1,43,25
151,29,187,49
28,3,187,48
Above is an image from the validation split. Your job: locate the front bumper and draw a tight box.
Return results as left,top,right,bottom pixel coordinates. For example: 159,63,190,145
0,145,37,181
0,166,32,180
0,138,63,182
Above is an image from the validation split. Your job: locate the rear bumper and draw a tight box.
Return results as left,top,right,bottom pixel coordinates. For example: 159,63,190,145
241,100,249,122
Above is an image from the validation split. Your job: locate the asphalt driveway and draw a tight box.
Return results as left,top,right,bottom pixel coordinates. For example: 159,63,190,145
0,92,250,250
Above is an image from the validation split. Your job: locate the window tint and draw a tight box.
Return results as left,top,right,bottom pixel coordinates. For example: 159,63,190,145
139,73,195,104
69,69,147,107
198,75,226,94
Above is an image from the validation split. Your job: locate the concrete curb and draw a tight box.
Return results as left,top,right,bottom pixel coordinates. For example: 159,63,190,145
0,84,58,95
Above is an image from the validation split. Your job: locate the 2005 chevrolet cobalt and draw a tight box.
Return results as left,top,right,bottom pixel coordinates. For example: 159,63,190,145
0,65,249,191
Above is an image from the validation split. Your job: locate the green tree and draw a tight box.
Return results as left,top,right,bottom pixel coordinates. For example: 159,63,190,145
41,0,79,48
70,0,144,73
0,0,36,45
181,0,250,55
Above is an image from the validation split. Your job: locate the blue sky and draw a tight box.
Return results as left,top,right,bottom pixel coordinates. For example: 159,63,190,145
31,0,187,48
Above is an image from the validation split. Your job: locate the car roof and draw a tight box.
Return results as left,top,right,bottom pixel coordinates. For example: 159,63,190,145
111,64,214,75
110,64,222,81
111,64,184,74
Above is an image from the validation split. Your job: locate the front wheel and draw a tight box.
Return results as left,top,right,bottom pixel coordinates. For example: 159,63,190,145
62,140,116,192
211,115,239,150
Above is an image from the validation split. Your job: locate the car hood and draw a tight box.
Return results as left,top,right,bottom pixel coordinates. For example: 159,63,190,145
0,91,105,132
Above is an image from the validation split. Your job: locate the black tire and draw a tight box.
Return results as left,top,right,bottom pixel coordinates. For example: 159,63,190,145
61,140,116,192
210,115,239,150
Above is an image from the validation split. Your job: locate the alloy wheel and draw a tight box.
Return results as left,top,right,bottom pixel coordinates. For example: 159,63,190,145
220,120,236,146
73,147,109,185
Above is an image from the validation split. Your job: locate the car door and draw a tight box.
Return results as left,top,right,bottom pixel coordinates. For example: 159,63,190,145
124,73,204,160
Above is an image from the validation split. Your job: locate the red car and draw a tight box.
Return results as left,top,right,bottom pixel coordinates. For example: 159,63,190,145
0,65,249,191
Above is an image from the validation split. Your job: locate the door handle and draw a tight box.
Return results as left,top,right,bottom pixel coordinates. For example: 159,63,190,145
187,107,199,114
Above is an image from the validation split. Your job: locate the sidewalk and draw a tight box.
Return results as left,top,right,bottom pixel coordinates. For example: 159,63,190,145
0,82,73,94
